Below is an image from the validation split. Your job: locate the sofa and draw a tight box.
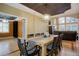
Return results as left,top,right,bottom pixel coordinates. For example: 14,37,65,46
53,31,78,41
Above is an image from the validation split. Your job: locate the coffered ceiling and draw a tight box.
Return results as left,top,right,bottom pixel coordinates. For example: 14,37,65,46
21,3,71,15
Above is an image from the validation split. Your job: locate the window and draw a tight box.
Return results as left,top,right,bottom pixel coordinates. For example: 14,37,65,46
53,19,57,30
66,17,78,23
57,17,79,31
59,17,65,24
0,20,9,33
59,25,65,31
66,17,78,31
66,24,78,31
66,24,71,31
0,22,2,32
58,17,65,31
53,19,57,25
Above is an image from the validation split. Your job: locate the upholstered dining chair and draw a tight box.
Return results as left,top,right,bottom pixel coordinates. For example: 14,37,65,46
47,36,59,56
24,40,41,56
17,39,27,56
58,34,63,51
17,39,41,56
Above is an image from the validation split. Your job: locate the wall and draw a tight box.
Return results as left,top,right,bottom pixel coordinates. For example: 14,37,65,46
0,4,48,38
18,16,48,38
18,20,22,38
27,15,48,34
34,17,48,34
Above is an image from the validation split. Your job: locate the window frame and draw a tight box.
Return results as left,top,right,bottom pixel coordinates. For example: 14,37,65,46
66,17,78,23
0,21,9,33
58,17,65,24
57,17,79,31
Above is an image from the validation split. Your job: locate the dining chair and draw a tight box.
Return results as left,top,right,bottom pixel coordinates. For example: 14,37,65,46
58,34,63,51
47,36,59,56
24,40,42,56
17,39,27,56
77,33,78,40
17,39,41,56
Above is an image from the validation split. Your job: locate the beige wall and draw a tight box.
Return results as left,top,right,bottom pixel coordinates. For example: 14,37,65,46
18,20,22,38
18,16,48,38
34,17,48,34
0,4,48,38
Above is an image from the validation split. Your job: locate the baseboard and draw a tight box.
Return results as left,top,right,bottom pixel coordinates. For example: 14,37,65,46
0,36,14,40
18,37,22,39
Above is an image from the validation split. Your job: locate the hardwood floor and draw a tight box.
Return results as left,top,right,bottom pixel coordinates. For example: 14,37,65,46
58,40,79,56
0,38,79,56
0,38,19,56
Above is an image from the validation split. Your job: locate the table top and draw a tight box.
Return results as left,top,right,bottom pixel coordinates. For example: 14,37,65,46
37,37,53,46
27,35,58,46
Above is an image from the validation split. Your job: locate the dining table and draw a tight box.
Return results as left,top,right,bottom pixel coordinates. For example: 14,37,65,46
27,35,58,56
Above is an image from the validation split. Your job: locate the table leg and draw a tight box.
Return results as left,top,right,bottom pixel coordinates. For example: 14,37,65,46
41,45,47,56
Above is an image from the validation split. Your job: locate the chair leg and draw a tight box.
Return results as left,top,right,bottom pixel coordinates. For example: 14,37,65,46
55,50,58,56
47,51,53,56
38,52,40,56
38,49,41,56
50,51,53,56
51,50,56,56
59,43,62,51
53,49,58,56
20,53,22,56
59,45,61,51
51,51,54,56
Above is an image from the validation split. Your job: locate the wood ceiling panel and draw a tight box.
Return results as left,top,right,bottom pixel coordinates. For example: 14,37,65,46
21,3,71,15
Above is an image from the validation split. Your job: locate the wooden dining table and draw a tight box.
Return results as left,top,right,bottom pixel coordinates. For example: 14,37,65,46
27,35,58,56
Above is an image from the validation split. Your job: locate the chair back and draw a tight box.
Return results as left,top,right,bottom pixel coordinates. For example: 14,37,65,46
24,40,41,56
58,34,63,44
26,40,37,50
17,39,26,55
52,37,59,48
17,39,22,51
58,34,63,48
59,34,63,40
